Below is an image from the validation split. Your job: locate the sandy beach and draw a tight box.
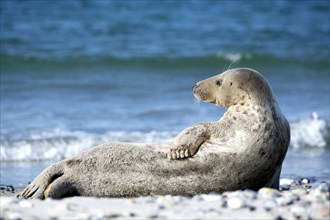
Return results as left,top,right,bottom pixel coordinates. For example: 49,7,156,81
1,180,329,220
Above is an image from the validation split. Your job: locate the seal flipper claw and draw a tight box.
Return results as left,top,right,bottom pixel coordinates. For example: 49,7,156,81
180,150,184,158
25,185,38,198
184,149,189,157
167,124,210,160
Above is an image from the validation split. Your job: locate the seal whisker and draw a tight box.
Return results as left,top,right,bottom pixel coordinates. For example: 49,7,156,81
223,63,228,71
227,60,236,70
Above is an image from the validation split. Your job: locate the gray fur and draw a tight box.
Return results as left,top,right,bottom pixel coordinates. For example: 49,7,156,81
18,68,290,199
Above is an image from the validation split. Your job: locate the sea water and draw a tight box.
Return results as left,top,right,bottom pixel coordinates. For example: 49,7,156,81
1,0,329,187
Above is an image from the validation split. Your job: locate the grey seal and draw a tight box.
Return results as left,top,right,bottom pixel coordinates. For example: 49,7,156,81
18,68,290,199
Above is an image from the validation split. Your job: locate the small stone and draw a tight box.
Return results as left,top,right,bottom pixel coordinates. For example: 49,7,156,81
156,196,165,203
275,196,293,206
283,191,300,201
273,216,283,220
258,187,281,198
280,184,290,191
144,196,157,203
242,189,257,200
164,195,172,200
172,196,185,202
303,185,312,191
264,200,277,211
201,194,221,202
227,197,245,209
223,191,241,198
147,214,159,219
76,213,93,220
0,197,18,207
291,188,307,196
6,211,22,220
192,195,203,201
280,178,294,186
248,205,256,211
19,200,33,208
0,184,15,192
90,211,104,220
299,178,310,184
290,206,307,219
104,213,122,218
320,207,330,217
129,198,136,204
316,183,330,193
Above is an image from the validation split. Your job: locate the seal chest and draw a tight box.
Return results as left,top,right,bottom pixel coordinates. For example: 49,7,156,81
169,68,290,190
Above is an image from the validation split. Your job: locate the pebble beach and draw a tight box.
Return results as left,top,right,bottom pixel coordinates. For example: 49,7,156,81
1,179,329,220
1,1,329,220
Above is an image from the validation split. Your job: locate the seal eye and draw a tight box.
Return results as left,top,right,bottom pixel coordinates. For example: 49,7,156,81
216,80,222,87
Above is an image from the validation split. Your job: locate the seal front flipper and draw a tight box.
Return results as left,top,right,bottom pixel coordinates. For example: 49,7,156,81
167,123,210,160
17,162,64,199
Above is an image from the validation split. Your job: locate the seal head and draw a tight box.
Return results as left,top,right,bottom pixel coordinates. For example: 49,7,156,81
193,68,275,108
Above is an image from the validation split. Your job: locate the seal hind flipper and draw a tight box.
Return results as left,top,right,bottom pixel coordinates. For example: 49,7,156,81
44,174,78,199
17,162,64,199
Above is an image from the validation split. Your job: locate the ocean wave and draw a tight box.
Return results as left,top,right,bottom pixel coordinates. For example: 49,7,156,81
1,114,329,162
0,130,176,162
1,53,328,74
290,112,329,149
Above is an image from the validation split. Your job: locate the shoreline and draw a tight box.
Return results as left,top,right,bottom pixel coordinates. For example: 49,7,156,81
1,181,329,220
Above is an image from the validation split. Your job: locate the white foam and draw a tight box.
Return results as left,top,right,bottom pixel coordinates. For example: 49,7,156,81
216,52,252,63
1,113,328,162
0,130,176,162
290,112,329,149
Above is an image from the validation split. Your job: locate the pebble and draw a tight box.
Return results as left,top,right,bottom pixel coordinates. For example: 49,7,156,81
291,188,307,196
258,187,282,198
5,211,22,220
0,181,329,220
317,182,330,192
0,197,17,207
299,178,310,184
290,206,307,219
144,196,157,203
0,184,15,192
200,194,222,202
242,189,257,199
280,184,290,191
275,196,294,206
103,213,122,218
280,178,294,185
192,195,204,201
264,200,277,211
19,200,33,208
227,197,246,209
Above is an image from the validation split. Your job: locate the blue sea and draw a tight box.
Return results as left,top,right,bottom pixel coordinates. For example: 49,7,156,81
1,0,329,188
